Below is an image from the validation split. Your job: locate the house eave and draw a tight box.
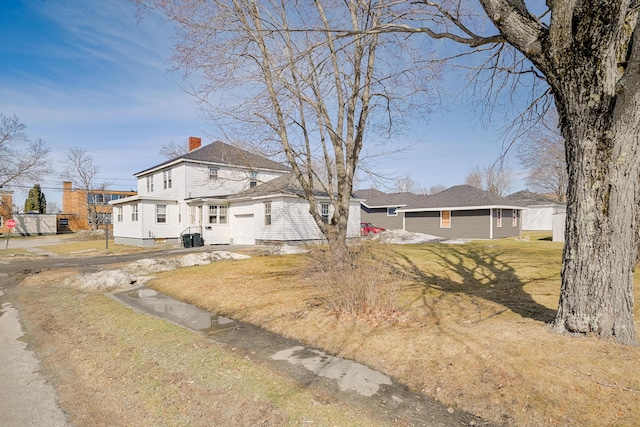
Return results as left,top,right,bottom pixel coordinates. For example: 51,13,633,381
134,158,290,177
109,195,178,205
398,205,526,213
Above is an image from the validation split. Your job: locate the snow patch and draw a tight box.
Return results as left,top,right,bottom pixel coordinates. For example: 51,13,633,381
63,251,251,292
374,229,443,244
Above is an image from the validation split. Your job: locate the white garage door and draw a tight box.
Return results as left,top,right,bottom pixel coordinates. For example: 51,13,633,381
233,214,255,245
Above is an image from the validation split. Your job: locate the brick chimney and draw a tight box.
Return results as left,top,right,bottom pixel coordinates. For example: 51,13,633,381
189,136,202,152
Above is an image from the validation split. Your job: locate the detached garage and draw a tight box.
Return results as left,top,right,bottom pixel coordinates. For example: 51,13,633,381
398,185,524,240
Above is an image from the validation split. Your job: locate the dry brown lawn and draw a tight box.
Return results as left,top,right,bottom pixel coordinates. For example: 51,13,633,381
144,233,640,426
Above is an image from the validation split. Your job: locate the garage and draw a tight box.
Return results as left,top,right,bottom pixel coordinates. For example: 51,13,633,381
232,214,255,245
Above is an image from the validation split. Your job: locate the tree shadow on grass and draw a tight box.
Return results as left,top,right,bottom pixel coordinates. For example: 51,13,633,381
392,244,557,323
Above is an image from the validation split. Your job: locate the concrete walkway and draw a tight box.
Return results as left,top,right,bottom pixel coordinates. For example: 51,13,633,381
0,285,70,427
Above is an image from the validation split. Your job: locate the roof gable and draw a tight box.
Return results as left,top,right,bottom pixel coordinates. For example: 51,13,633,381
135,140,290,176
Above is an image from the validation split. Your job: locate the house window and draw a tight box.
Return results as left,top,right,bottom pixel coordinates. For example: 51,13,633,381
131,204,138,222
156,204,167,223
512,210,519,227
496,208,502,227
209,167,219,180
147,176,154,192
249,171,258,188
387,207,397,216
440,210,451,228
209,205,218,224
320,203,330,224
116,206,123,222
0,217,3,227
264,201,272,225
219,205,228,224
163,170,172,189
208,205,228,224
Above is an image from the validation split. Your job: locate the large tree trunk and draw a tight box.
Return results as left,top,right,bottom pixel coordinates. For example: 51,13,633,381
554,116,639,345
549,18,640,343
475,0,640,345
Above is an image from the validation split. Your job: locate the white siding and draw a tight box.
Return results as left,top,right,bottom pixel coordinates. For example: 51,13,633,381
253,197,362,242
522,205,564,230
112,202,144,239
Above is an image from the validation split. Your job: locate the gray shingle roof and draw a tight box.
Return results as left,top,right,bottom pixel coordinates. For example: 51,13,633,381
231,173,336,199
506,190,565,207
135,140,290,176
400,185,524,211
356,189,420,208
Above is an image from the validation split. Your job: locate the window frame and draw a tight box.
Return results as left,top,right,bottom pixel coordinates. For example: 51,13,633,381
147,176,154,193
209,167,219,180
163,169,172,189
387,207,397,216
156,204,167,223
131,204,139,222
116,206,123,222
440,210,451,228
496,208,503,228
264,201,272,226
249,171,258,188
320,203,330,224
512,209,518,227
208,205,228,224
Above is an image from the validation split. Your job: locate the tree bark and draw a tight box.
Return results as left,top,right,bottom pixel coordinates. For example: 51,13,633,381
475,0,640,344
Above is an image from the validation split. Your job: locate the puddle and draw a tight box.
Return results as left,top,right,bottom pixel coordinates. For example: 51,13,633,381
272,345,392,397
112,286,490,426
114,287,234,333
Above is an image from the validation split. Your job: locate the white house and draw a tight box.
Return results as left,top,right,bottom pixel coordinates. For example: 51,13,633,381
506,190,565,231
110,137,361,247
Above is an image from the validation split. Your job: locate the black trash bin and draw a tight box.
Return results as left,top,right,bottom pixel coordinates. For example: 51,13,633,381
192,233,203,247
182,234,193,248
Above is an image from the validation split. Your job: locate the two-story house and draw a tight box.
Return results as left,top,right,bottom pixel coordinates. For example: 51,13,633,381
110,137,362,247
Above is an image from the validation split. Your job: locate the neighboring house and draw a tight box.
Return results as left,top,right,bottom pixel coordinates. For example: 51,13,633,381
506,190,566,231
398,185,524,240
0,189,13,235
61,181,137,232
357,188,417,230
110,137,361,247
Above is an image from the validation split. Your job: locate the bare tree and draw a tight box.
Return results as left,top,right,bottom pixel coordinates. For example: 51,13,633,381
393,174,419,193
388,1,640,344
0,113,52,188
159,140,189,159
419,183,446,195
62,148,110,230
464,166,484,190
517,109,567,201
465,164,512,196
136,0,436,258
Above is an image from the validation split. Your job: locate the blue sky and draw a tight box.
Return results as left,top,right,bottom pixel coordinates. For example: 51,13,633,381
0,0,525,208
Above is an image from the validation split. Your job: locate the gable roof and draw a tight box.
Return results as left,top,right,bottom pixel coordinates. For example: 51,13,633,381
231,173,362,201
135,140,291,176
506,190,565,207
356,188,419,208
398,185,524,212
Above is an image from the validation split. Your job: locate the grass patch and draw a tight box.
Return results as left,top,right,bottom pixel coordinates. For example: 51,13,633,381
146,237,640,426
14,282,386,427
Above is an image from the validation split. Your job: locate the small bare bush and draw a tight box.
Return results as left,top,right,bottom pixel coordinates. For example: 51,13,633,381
306,242,404,323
